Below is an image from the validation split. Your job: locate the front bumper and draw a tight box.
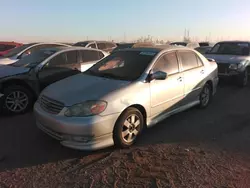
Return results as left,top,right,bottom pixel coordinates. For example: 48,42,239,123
34,102,120,150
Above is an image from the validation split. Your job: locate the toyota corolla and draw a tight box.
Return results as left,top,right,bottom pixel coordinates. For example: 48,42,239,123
34,46,218,150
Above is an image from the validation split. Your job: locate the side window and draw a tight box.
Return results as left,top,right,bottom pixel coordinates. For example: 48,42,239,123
46,53,67,67
97,43,106,50
179,51,198,71
98,52,104,59
153,52,179,75
88,43,97,49
106,43,116,48
65,51,77,64
80,50,100,62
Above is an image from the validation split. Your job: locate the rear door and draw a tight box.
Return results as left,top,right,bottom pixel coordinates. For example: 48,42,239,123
38,51,80,91
79,50,105,72
177,50,205,103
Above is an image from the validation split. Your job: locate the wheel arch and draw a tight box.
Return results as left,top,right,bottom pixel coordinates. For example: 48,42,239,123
205,80,213,94
1,79,36,98
118,104,147,129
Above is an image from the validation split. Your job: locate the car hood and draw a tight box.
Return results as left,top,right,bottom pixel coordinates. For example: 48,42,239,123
0,58,17,65
42,74,130,106
205,54,248,64
0,65,30,79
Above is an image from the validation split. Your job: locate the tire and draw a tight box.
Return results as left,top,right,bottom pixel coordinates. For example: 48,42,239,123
1,85,34,115
199,83,212,109
113,107,144,148
237,69,248,87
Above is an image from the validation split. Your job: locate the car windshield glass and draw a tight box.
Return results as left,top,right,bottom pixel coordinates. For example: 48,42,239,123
2,43,35,58
170,42,187,46
85,51,157,81
73,42,88,47
11,49,57,68
210,42,250,55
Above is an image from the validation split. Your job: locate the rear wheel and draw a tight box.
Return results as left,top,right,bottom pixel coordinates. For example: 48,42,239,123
199,83,212,108
1,85,34,115
113,107,144,148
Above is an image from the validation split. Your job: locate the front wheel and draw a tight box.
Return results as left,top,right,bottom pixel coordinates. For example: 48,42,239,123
1,85,34,115
237,69,248,87
199,83,212,108
113,107,144,148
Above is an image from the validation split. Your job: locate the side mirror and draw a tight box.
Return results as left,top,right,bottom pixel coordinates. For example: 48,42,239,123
207,58,215,62
150,71,167,81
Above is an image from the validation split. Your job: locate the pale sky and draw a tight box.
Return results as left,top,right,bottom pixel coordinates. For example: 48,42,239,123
1,0,250,43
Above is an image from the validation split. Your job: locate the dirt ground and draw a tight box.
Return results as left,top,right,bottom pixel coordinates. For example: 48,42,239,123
0,82,250,187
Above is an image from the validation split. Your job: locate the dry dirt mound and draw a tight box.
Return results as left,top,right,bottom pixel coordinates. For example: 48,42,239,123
0,143,250,188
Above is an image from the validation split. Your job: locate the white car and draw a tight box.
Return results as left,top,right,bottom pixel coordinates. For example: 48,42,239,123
0,42,71,65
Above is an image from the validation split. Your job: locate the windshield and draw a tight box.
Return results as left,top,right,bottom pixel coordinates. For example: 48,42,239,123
170,42,187,46
210,42,250,56
11,49,57,68
2,43,35,58
85,50,157,81
73,42,88,47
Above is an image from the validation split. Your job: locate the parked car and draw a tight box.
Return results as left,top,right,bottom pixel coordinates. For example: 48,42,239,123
73,41,117,53
0,42,71,65
195,46,212,54
112,43,135,53
34,46,218,150
205,41,250,86
0,42,23,57
0,47,108,114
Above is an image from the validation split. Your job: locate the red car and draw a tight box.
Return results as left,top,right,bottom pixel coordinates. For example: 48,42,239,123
0,42,23,57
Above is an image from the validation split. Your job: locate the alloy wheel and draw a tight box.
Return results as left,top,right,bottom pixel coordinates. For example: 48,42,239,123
5,91,29,113
122,114,141,143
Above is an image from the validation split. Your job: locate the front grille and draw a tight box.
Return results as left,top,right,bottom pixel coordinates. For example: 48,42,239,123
217,63,228,74
40,95,64,114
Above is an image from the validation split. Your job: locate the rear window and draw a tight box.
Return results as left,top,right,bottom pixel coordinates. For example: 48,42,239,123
2,43,35,58
210,42,250,56
73,42,88,47
0,44,16,52
11,49,57,68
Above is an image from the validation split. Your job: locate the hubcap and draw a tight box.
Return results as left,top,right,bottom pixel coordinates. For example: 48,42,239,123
122,114,140,143
201,87,210,106
5,91,28,112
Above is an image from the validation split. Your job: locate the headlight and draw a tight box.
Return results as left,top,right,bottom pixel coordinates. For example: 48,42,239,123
64,100,107,117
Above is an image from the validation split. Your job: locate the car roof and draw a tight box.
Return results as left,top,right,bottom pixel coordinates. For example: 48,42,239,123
0,41,23,45
75,40,116,44
50,46,106,53
119,45,191,53
216,40,250,43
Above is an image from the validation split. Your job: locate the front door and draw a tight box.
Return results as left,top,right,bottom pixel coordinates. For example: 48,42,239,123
38,51,80,91
150,52,184,116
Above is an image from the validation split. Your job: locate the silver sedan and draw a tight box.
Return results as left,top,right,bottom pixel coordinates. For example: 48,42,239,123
34,46,218,150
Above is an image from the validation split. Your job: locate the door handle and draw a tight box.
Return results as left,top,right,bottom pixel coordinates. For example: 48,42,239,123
200,70,205,74
177,77,183,82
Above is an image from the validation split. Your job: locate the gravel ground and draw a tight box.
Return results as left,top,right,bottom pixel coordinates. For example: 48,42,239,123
0,82,250,187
